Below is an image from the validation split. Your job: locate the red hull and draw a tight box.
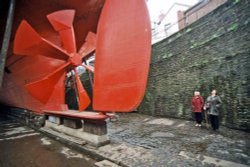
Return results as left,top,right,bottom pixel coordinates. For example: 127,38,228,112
0,0,104,114
0,0,151,114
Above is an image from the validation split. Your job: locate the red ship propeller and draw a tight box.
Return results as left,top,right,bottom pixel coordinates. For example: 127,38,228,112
14,10,96,111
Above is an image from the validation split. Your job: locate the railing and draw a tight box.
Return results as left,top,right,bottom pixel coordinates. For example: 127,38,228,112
152,19,183,44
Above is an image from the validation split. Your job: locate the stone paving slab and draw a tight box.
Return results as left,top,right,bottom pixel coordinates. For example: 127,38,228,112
86,113,250,167
179,151,249,167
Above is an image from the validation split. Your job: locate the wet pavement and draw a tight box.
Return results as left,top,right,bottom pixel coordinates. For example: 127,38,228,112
0,117,97,167
1,113,250,167
86,113,250,167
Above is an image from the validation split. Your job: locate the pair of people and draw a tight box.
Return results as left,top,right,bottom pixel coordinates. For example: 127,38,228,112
191,90,222,130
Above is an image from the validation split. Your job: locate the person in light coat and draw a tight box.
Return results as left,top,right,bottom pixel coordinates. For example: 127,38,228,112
204,89,222,131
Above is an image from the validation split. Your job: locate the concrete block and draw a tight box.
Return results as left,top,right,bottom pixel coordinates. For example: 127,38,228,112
48,116,62,125
63,118,82,129
84,119,107,135
45,121,110,147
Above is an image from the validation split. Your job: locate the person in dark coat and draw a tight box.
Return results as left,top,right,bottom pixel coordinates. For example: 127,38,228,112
204,89,222,131
192,91,204,127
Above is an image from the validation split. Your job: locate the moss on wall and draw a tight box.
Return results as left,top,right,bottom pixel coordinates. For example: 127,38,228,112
138,0,250,131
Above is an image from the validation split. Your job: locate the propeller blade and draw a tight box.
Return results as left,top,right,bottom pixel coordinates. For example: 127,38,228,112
14,20,70,60
45,62,71,78
74,69,90,111
25,62,70,103
78,32,96,58
47,10,76,53
81,64,94,73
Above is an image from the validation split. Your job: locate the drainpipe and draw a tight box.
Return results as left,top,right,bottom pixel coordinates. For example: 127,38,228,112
0,0,16,87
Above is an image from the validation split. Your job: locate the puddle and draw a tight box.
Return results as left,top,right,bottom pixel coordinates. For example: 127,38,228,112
2,127,34,136
0,133,40,141
150,132,175,138
146,118,175,126
41,137,51,145
61,147,83,159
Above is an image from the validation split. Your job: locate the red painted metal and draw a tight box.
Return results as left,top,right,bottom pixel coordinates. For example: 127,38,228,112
14,10,93,111
81,64,94,73
74,68,91,110
44,110,109,120
14,20,70,60
78,32,96,59
0,0,151,116
93,0,152,112
25,62,70,103
0,0,104,113
47,10,77,53
18,10,90,111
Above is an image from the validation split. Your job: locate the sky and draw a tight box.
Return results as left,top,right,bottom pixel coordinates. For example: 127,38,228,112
147,0,200,22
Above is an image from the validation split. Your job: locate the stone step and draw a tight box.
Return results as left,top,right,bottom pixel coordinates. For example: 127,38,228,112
40,127,87,145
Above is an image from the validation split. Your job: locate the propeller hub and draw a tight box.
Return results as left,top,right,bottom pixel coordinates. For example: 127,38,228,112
69,53,81,66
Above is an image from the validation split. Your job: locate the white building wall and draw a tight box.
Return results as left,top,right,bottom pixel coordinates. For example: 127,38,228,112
152,4,190,44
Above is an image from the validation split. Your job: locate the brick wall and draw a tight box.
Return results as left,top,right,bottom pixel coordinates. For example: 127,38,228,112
184,0,227,27
138,0,250,131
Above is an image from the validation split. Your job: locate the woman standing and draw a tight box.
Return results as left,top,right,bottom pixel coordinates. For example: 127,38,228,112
204,89,222,131
192,91,204,127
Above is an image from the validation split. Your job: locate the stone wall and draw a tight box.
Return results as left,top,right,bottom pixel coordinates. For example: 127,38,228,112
138,0,250,131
